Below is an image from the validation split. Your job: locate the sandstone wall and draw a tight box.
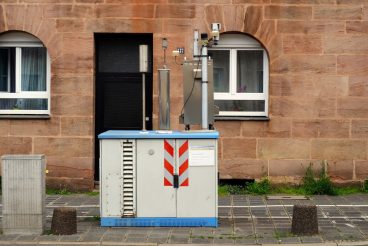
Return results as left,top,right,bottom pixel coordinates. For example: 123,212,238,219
0,0,367,190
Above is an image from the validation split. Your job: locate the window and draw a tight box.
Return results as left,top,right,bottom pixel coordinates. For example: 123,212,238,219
0,31,50,115
209,34,269,117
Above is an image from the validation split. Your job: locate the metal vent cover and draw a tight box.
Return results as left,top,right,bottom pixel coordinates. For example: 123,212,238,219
120,140,136,217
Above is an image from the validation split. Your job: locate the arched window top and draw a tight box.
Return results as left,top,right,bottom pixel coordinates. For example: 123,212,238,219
0,31,50,116
209,33,269,118
215,33,263,49
0,31,44,47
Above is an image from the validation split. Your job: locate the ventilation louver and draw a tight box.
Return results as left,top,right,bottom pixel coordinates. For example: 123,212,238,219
120,140,136,217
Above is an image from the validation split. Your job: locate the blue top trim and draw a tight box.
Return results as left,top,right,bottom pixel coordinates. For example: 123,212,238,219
98,130,219,139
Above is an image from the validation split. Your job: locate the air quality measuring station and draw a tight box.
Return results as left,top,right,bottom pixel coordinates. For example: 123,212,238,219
99,23,222,227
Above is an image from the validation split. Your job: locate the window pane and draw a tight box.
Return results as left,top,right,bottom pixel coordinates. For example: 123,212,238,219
21,47,47,91
215,100,265,112
0,98,47,110
209,50,230,93
237,50,263,93
0,49,8,92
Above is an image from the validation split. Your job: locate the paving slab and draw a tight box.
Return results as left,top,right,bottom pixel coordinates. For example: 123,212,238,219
2,194,368,245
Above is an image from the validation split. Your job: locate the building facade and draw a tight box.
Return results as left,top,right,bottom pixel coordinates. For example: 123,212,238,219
0,0,367,190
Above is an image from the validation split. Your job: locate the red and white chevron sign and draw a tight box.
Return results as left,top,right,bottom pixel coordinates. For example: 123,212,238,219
164,140,174,186
178,140,189,187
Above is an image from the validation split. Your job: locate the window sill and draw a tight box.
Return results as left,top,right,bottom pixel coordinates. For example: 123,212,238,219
0,114,50,119
214,116,270,121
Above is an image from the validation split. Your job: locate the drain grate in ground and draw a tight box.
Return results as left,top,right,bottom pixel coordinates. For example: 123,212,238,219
266,195,308,200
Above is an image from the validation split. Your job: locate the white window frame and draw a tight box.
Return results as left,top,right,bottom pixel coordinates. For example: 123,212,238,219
0,32,50,115
210,34,269,117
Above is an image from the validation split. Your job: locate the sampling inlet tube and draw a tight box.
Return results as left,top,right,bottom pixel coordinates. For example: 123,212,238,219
193,30,200,60
158,69,171,130
201,44,208,130
142,73,146,130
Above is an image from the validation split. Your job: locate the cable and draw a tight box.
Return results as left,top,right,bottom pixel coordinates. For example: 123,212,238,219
163,48,166,67
174,56,182,65
180,47,202,117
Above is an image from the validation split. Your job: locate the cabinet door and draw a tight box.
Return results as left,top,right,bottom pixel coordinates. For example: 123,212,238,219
176,139,217,218
136,139,176,217
100,139,124,217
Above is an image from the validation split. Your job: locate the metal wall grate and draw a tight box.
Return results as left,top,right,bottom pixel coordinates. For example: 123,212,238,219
120,140,136,217
1,155,45,234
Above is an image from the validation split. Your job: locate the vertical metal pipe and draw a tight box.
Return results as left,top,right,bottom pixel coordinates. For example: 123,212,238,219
201,45,208,130
139,45,148,130
193,30,199,60
158,69,170,130
142,73,146,130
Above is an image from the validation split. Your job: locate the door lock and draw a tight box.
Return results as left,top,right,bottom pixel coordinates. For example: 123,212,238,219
173,174,179,188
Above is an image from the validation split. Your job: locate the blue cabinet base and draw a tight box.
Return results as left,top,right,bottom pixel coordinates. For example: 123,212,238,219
101,217,218,227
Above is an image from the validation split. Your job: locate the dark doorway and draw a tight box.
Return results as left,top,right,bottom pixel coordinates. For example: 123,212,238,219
94,33,153,180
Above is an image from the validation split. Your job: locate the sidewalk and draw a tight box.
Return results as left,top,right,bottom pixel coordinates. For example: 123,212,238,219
1,194,368,245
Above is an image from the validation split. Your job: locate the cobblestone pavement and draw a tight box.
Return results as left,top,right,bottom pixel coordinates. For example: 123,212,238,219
1,194,368,245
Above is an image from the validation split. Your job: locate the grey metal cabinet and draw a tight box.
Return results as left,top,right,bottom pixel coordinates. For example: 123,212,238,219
99,130,218,227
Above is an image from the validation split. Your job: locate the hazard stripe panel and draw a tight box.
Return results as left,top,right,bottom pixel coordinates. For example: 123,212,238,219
164,140,174,186
178,140,189,187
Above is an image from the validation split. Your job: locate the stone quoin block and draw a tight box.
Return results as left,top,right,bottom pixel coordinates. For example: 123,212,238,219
271,55,336,74
269,160,321,177
56,19,85,33
0,6,4,32
95,4,155,18
283,35,322,54
214,121,241,137
52,76,94,96
223,5,245,32
327,160,354,181
265,5,312,20
243,6,263,35
34,138,92,158
0,120,10,136
155,4,196,19
278,20,345,34
222,138,257,159
337,98,368,118
256,20,276,45
257,139,310,159
270,97,335,118
61,117,93,136
52,95,93,116
43,5,93,19
219,159,267,179
351,120,368,138
4,5,25,30
270,75,348,97
338,55,368,75
324,35,368,54
23,5,43,35
355,161,368,180
241,118,291,138
314,6,363,20
349,76,368,96
0,137,32,156
347,21,368,34
205,5,224,31
292,119,350,138
273,0,335,3
311,139,367,160
9,118,60,137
